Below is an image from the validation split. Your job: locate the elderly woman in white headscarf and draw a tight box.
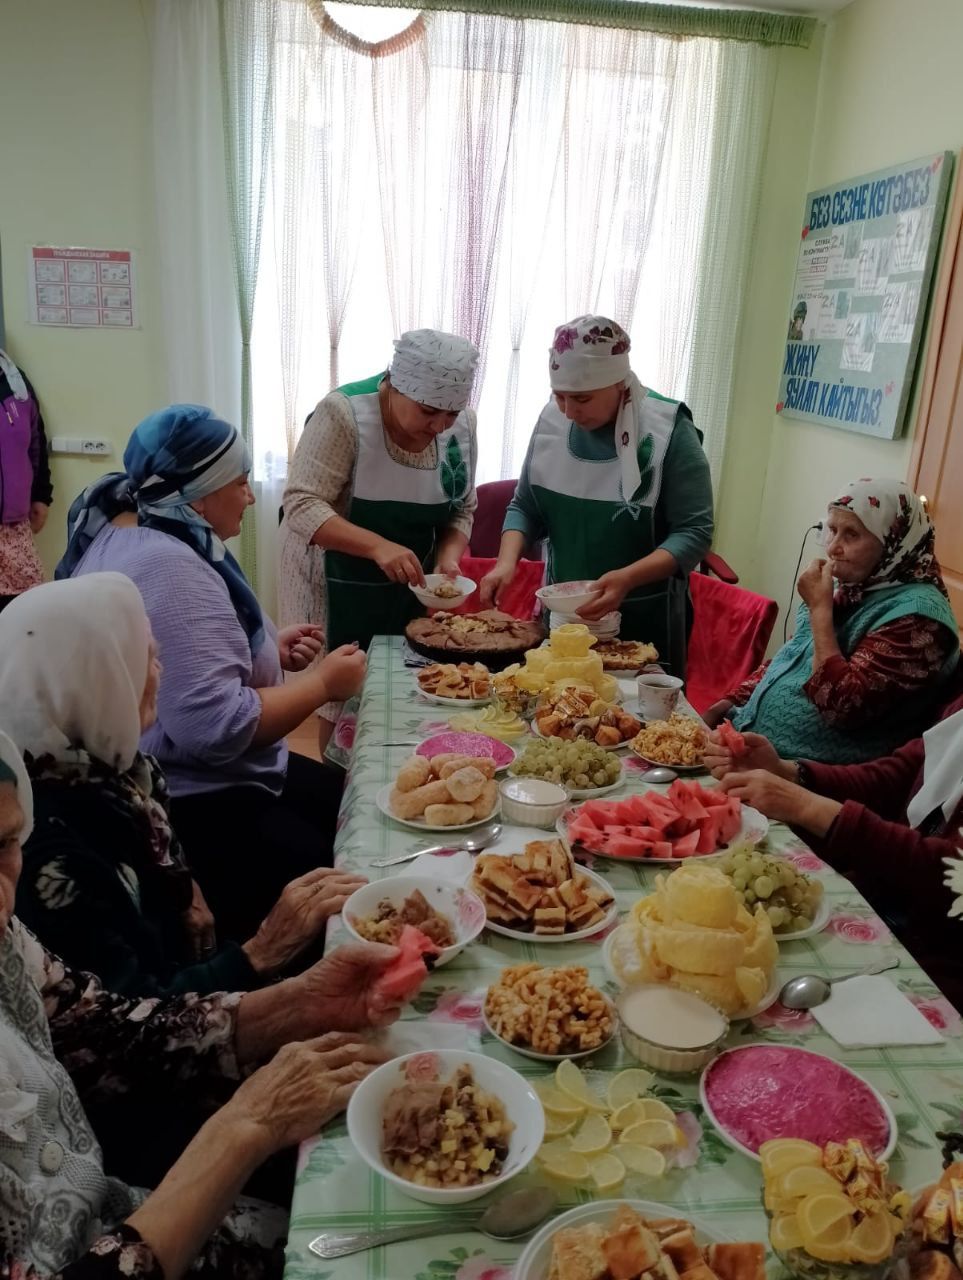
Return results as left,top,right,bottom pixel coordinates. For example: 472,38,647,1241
480,316,713,677
0,728,402,1280
279,329,480,732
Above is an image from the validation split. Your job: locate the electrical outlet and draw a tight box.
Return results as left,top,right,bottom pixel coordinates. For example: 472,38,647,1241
49,437,112,457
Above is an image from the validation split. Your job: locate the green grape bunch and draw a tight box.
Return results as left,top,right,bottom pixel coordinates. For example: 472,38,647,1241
715,849,824,934
509,736,622,790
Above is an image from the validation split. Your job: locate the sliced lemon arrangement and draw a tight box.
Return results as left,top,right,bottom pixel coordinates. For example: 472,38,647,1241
534,1060,685,1191
761,1137,910,1273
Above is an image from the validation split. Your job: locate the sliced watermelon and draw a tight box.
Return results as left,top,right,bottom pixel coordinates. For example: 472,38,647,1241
670,830,701,858
700,788,729,808
577,800,614,825
695,814,722,854
605,834,652,859
373,925,440,1003
719,719,747,757
667,779,710,822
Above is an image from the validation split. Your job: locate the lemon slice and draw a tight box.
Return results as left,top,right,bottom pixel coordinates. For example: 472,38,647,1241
540,1147,591,1184
610,1100,650,1132
769,1214,805,1252
589,1152,626,1191
849,1212,894,1265
606,1068,655,1111
543,1111,579,1138
759,1138,823,1179
535,1083,585,1119
555,1060,607,1112
779,1165,844,1201
802,1216,854,1265
570,1114,613,1155
641,1099,677,1124
616,1143,666,1179
537,1138,572,1162
619,1119,680,1149
797,1193,856,1239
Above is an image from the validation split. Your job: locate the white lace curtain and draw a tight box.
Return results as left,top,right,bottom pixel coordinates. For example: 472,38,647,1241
154,0,778,616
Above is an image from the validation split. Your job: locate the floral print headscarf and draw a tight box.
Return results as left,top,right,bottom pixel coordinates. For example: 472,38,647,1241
827,478,948,608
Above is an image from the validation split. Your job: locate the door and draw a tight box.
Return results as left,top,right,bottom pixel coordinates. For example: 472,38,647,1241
911,153,963,626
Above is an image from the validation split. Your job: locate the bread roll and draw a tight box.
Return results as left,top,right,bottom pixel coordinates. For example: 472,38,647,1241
390,779,452,819
424,802,475,827
395,756,431,793
470,779,498,818
445,766,486,803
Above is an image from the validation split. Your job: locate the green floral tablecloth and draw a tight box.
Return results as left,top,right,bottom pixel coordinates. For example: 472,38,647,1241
285,637,963,1280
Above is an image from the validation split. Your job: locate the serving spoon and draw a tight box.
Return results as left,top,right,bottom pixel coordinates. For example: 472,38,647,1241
779,957,900,1010
639,766,678,784
308,1186,558,1258
371,823,503,868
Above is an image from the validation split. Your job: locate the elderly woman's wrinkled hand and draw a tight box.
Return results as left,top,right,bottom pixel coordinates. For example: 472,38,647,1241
719,768,842,838
279,624,325,673
227,1032,390,1156
182,879,218,960
298,940,403,1032
243,868,368,977
704,729,783,780
797,557,835,612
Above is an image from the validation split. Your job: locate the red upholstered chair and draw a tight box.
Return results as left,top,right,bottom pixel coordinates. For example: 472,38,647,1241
685,572,778,715
469,479,519,556
455,554,545,620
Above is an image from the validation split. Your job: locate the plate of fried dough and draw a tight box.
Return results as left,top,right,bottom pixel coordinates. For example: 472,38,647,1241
377,752,501,831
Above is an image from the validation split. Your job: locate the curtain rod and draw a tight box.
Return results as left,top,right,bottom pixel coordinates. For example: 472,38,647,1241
326,0,817,47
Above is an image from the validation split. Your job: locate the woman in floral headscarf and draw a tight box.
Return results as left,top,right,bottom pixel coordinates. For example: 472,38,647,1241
705,479,959,764
480,315,713,677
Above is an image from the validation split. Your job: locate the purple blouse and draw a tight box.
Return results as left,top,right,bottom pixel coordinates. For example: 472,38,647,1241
74,526,287,796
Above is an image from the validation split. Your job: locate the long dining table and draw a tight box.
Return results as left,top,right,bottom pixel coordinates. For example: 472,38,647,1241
283,635,963,1280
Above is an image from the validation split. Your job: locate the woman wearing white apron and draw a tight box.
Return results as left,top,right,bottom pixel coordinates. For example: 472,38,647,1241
481,316,713,677
280,330,479,741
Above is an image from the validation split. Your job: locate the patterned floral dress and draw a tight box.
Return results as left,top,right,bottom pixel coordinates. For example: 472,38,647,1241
0,920,287,1280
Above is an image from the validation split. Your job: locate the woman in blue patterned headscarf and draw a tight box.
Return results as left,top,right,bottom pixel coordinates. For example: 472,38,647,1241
58,405,265,649
57,405,367,941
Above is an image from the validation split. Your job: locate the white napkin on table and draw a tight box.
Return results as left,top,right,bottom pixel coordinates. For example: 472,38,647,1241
812,975,944,1047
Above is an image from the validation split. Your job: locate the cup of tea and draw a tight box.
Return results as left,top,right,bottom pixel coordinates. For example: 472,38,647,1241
637,673,684,721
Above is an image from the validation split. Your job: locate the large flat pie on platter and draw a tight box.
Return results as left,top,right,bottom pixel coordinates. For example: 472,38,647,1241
594,639,659,671
406,610,544,669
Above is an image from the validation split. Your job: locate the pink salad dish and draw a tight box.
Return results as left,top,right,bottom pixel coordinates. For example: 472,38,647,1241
701,1044,894,1158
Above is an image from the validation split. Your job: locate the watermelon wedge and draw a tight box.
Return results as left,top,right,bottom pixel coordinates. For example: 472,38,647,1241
719,719,747,758
564,780,750,858
373,925,440,1002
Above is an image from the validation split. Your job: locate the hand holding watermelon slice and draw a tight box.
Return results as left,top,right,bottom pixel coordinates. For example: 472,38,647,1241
298,938,433,1032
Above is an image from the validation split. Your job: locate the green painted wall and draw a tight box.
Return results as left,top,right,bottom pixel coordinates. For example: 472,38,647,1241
0,1,164,572
725,0,963,633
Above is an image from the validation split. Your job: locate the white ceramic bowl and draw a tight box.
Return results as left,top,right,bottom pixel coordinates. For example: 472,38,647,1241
498,776,569,827
617,983,729,1075
536,580,600,614
346,1049,544,1205
341,875,486,968
410,574,476,609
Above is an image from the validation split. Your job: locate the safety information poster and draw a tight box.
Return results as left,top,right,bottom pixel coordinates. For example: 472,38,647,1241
777,152,953,438
27,246,137,329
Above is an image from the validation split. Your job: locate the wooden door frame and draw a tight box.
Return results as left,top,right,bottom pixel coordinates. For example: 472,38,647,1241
910,149,963,490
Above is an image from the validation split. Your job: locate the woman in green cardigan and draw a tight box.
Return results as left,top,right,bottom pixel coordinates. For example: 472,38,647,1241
480,315,714,676
707,479,959,764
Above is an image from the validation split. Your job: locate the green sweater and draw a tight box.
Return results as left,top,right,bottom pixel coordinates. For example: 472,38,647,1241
503,414,713,573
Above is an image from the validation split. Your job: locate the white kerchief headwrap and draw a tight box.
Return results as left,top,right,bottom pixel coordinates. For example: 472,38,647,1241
0,349,29,402
0,575,150,772
0,730,34,844
548,315,646,503
389,329,479,412
906,706,963,833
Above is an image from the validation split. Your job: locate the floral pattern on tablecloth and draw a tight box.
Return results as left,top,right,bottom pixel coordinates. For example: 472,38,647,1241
285,637,961,1280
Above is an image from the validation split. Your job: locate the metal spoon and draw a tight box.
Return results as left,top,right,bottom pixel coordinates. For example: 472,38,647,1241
308,1186,558,1258
779,957,900,1010
371,823,503,868
640,766,678,784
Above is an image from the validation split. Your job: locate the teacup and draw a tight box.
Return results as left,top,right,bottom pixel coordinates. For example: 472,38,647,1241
636,673,683,720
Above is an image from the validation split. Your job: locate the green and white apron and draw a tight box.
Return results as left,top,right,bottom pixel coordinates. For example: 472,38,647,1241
528,393,690,675
325,375,475,653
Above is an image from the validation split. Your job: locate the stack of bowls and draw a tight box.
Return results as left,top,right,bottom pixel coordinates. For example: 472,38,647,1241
549,609,620,639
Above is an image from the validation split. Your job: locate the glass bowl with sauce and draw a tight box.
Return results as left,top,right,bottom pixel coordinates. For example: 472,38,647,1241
616,983,729,1075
